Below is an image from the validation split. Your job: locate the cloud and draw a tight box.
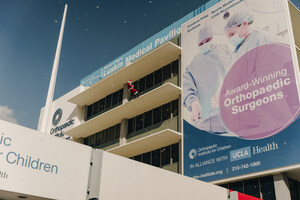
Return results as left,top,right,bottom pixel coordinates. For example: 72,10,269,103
0,105,17,124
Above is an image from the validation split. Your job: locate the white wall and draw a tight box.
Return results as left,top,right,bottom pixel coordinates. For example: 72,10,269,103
90,150,228,200
38,86,82,139
0,120,92,200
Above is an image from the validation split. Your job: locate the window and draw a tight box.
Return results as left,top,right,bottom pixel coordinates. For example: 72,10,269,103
244,179,260,198
163,64,171,81
162,103,171,121
144,110,152,128
84,124,120,148
105,94,112,109
95,131,102,146
131,143,179,170
87,105,93,119
93,101,99,115
260,176,276,200
229,181,243,193
134,155,142,162
136,114,144,131
99,98,105,112
154,68,163,85
102,130,108,144
89,134,96,148
118,89,123,103
153,107,162,124
171,143,179,163
142,152,151,164
138,78,145,93
152,149,160,167
161,146,170,166
172,60,179,76
172,99,178,117
84,137,89,145
128,118,135,134
109,126,116,141
116,124,120,139
146,73,154,89
112,91,119,106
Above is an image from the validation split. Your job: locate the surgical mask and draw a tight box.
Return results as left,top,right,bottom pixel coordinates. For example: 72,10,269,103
229,29,246,47
198,41,213,55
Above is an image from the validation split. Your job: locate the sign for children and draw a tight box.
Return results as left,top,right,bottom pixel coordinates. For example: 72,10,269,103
181,0,300,181
0,120,92,200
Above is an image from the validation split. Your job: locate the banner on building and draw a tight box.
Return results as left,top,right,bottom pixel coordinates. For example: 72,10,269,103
181,0,300,182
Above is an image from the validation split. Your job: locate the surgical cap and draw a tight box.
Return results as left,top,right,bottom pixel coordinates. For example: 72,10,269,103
198,26,213,44
224,11,254,31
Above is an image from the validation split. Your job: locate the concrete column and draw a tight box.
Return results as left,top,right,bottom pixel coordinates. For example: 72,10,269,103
123,83,129,104
178,139,182,174
81,105,87,122
119,119,128,145
274,173,291,200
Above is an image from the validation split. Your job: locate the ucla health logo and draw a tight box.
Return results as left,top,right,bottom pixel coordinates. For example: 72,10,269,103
189,149,197,159
230,147,251,162
52,108,63,126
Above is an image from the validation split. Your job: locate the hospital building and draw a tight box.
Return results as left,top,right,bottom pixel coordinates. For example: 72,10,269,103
37,0,300,199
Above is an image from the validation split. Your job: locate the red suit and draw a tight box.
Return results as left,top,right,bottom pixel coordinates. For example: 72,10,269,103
127,80,138,95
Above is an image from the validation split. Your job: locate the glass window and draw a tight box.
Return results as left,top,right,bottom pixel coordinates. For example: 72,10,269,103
128,118,135,134
109,126,116,141
93,101,99,115
244,178,260,198
118,89,123,103
162,103,171,121
89,134,96,148
102,130,109,144
154,68,163,85
146,73,154,89
171,143,179,163
172,60,179,76
172,99,179,117
95,132,102,146
152,149,160,167
144,110,152,128
84,137,89,145
105,94,112,109
138,77,145,93
153,107,161,124
116,124,120,139
134,155,142,162
112,91,119,106
99,98,105,112
142,152,151,164
229,181,243,193
161,146,171,166
219,184,228,189
163,64,171,81
260,176,276,200
87,105,93,118
136,114,144,131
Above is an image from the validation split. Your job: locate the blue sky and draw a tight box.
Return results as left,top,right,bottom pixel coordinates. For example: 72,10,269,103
0,0,299,129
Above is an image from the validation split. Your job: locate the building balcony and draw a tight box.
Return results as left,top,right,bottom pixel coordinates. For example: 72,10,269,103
68,42,181,107
108,129,182,158
64,82,181,138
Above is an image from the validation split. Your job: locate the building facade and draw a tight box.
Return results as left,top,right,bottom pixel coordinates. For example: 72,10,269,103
38,1,300,200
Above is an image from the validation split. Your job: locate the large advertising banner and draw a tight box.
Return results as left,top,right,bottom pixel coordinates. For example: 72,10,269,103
182,0,300,182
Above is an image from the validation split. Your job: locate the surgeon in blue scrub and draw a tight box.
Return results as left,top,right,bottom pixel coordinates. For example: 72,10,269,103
183,26,230,134
224,11,271,70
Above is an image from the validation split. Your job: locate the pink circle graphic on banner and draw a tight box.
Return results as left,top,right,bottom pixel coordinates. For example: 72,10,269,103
220,44,299,139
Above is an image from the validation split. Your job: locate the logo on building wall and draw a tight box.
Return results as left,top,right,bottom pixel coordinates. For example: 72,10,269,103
52,108,63,126
189,149,197,159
